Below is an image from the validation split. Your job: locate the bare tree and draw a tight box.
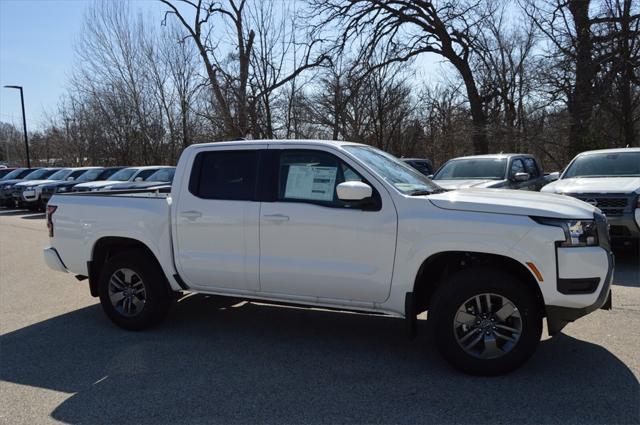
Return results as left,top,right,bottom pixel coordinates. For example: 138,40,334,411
310,0,501,154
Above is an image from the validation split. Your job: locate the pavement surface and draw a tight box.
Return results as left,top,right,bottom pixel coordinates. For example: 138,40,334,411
0,208,639,424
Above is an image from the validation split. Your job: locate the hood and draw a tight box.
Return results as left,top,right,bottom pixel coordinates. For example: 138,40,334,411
434,179,506,190
428,188,597,219
15,179,61,188
73,180,118,189
42,180,77,189
0,179,24,187
541,177,640,194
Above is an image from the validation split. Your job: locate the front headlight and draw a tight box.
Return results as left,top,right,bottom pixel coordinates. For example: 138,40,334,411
533,218,598,247
57,186,68,192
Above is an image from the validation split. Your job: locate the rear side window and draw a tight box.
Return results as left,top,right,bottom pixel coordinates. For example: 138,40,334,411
190,150,258,200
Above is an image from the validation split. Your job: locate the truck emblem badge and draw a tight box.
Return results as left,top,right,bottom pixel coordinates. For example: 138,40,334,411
585,198,598,207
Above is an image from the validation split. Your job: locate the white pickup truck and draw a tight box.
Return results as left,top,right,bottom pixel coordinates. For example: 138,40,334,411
43,140,613,375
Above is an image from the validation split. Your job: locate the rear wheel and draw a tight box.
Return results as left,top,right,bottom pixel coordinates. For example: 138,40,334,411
98,251,172,330
430,267,542,375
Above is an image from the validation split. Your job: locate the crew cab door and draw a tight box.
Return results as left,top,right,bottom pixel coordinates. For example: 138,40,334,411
173,145,265,292
258,146,397,303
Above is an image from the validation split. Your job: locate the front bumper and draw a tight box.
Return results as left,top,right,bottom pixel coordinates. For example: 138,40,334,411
606,213,640,239
43,247,68,273
545,212,614,335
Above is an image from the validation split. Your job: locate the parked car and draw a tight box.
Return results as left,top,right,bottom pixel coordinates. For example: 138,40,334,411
15,167,101,210
40,167,125,204
72,166,174,192
432,154,555,191
0,168,17,179
401,158,434,176
101,167,176,191
541,147,640,242
44,140,613,375
0,168,38,206
0,168,52,207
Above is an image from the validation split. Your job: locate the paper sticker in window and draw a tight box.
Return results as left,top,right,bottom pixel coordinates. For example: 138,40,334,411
284,165,338,201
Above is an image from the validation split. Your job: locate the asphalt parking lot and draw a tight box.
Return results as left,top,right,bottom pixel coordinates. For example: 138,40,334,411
0,209,639,425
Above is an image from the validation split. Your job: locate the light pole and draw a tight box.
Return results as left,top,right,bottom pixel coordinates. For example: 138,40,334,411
3,85,31,168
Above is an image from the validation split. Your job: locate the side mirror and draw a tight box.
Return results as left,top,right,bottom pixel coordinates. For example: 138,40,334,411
514,172,530,182
336,181,372,201
427,174,434,179
134,177,144,182
547,171,560,181
66,176,75,181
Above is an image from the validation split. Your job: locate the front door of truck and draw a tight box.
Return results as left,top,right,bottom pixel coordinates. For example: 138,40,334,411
258,147,397,303
174,145,265,292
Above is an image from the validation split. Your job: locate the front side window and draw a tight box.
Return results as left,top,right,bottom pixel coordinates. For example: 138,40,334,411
563,152,640,178
278,150,363,207
135,169,161,181
146,168,175,182
190,150,258,200
510,159,525,177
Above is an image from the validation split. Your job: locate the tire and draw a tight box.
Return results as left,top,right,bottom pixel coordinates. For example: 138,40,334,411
98,250,172,330
429,267,542,376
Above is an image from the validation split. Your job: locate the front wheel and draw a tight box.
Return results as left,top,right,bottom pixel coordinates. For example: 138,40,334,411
430,268,542,375
98,250,172,330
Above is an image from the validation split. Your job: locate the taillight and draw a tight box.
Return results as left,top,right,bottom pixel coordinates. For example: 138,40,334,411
46,205,57,237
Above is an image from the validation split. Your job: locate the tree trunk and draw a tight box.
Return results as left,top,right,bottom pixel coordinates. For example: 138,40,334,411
568,0,595,156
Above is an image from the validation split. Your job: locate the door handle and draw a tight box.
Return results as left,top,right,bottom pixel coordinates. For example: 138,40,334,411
179,210,202,220
263,213,289,222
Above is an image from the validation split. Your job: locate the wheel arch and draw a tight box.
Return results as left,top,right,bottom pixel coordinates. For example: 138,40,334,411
88,236,170,297
411,251,545,316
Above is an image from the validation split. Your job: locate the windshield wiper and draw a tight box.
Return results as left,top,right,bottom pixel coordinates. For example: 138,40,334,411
408,189,446,196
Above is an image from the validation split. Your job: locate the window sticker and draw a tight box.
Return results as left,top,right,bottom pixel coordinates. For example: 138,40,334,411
284,165,338,201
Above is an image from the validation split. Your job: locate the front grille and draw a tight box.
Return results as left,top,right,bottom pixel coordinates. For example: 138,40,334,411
571,194,631,216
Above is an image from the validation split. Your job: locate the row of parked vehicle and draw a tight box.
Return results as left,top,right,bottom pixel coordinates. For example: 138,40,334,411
400,148,640,242
0,165,175,211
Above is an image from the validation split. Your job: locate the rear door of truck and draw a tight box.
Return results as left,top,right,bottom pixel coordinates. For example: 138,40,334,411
172,143,266,292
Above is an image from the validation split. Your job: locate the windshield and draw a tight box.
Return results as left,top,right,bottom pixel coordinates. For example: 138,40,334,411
434,158,507,180
343,145,441,194
76,168,104,182
48,169,74,180
25,169,57,180
1,169,26,180
146,168,175,182
107,168,138,181
563,152,640,178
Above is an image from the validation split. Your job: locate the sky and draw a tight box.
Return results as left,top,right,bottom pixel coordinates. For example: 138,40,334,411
0,0,160,130
0,0,445,131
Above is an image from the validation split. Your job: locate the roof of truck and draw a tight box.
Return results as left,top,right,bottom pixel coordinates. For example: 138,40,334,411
444,153,535,161
190,139,366,149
